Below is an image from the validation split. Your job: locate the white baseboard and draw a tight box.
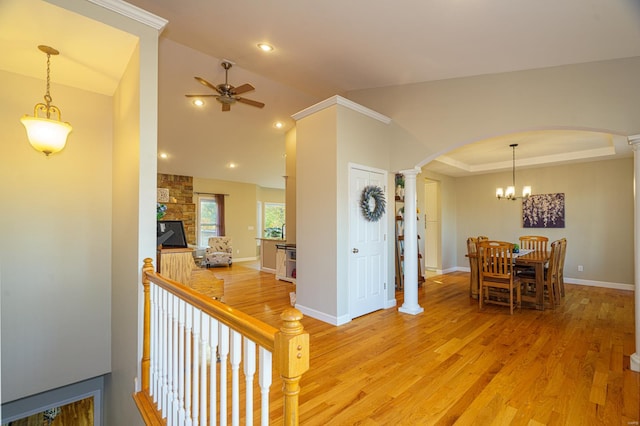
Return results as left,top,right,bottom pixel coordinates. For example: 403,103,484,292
234,256,257,263
564,277,634,291
295,304,351,326
452,266,634,291
384,298,397,309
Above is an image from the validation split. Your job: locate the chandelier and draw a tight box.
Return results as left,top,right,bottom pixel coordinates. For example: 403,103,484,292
20,45,72,156
496,143,531,200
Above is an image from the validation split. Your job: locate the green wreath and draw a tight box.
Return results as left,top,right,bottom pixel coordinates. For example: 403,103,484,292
360,185,386,222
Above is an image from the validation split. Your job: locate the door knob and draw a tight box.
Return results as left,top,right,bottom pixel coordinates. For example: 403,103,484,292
352,248,359,253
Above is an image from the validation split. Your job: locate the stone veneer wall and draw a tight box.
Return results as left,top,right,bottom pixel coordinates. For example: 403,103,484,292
157,173,196,245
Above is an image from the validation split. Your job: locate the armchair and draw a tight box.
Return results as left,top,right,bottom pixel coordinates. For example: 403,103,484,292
204,236,232,267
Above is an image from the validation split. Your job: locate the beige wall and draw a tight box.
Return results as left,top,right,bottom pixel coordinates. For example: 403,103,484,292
296,106,339,319
452,158,634,285
193,177,284,259
285,127,297,243
296,100,394,324
0,70,113,401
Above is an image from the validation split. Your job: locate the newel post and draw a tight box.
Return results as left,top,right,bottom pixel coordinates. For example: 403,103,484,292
141,258,155,393
276,308,309,425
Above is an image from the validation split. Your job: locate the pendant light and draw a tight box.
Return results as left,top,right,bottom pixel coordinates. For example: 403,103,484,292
496,144,531,200
20,45,72,156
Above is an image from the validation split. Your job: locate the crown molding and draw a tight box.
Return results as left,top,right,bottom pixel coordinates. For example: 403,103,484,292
88,0,168,31
292,95,391,124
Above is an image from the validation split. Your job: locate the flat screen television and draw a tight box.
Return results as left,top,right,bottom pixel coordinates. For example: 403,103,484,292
157,220,188,248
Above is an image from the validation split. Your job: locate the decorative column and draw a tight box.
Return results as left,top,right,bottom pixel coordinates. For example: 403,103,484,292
629,134,640,372
399,167,424,315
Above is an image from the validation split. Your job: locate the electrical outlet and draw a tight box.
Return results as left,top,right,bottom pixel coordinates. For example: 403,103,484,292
236,249,240,254
578,265,584,272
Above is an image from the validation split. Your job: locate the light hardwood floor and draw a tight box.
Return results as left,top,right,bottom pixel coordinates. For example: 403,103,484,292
213,261,639,425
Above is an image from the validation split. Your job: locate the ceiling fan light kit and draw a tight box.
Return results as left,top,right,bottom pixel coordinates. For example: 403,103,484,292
185,61,265,112
496,143,532,201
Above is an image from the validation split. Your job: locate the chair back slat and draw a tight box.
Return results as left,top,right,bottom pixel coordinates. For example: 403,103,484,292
477,240,520,314
519,235,548,252
478,240,514,278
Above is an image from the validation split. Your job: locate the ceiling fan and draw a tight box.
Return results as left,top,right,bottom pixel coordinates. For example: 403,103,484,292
185,61,265,112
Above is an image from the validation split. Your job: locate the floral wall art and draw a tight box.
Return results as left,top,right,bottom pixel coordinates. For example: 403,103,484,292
522,193,565,228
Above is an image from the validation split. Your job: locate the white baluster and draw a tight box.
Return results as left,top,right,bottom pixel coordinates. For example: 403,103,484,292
200,314,209,426
150,283,157,401
258,348,272,426
178,300,186,425
243,339,256,425
161,289,169,416
230,330,242,426
209,317,219,426
185,304,193,426
192,309,201,426
166,293,174,425
218,324,230,426
171,294,180,425
156,287,163,408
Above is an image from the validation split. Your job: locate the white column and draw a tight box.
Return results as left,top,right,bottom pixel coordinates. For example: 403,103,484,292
399,167,424,315
629,134,640,372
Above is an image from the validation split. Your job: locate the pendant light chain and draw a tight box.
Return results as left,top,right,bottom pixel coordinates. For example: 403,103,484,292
512,144,516,188
44,51,53,117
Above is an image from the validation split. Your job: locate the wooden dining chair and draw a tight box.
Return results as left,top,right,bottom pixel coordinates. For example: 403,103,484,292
478,240,521,315
557,238,567,297
519,235,549,252
519,239,561,309
467,237,479,298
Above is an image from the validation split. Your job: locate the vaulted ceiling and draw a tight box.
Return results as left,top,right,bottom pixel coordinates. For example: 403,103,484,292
2,0,639,187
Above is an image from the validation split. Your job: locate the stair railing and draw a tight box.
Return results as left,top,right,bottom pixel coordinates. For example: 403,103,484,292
134,258,309,425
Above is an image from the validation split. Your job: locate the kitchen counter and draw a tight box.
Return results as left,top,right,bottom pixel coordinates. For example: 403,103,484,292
257,238,285,272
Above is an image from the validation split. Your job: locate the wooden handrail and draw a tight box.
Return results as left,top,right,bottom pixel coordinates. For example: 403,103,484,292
136,257,309,425
143,257,278,350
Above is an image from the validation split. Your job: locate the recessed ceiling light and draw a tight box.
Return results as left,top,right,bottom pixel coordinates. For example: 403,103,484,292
159,152,168,159
192,99,205,107
274,121,284,129
257,43,274,52
227,162,237,169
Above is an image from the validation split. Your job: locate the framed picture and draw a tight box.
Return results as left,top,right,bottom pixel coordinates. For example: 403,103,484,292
157,188,169,202
522,193,565,228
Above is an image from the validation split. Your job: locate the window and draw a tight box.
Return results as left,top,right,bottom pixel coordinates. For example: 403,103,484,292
197,194,225,246
263,202,285,239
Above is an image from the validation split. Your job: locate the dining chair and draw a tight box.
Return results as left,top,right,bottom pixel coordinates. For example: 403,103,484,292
478,240,521,315
519,235,549,252
466,237,479,298
516,235,549,275
519,239,561,309
557,238,567,297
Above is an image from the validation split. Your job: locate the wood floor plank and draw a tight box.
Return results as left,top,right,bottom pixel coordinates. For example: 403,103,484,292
207,262,638,425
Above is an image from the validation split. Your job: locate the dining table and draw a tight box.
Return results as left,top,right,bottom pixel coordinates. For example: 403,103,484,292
514,250,551,310
467,248,551,310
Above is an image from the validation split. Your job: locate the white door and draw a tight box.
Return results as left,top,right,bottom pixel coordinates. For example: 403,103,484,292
349,165,387,319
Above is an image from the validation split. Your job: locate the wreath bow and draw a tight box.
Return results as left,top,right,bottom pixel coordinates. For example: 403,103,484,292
360,185,386,222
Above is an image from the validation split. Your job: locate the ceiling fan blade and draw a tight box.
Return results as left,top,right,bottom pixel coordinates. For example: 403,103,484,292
237,97,265,108
222,103,231,112
194,76,222,94
232,83,255,95
185,94,218,98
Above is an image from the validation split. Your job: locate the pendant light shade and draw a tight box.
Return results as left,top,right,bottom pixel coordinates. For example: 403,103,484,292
21,45,72,156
